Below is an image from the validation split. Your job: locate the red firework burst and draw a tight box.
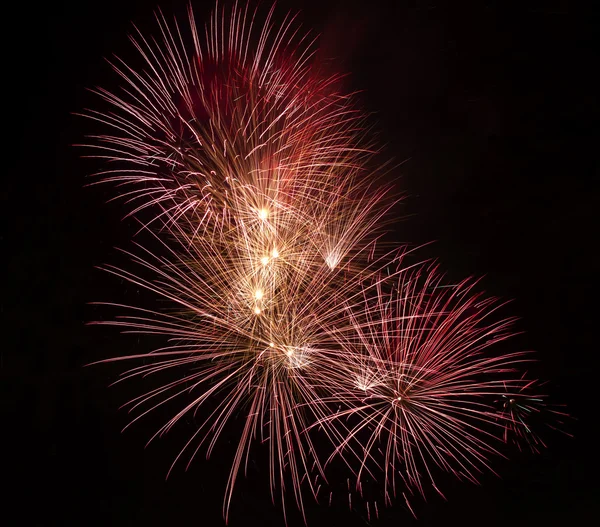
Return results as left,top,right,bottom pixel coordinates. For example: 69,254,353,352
309,264,542,508
81,1,567,523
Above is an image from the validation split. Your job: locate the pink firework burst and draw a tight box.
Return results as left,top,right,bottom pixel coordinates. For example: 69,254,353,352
82,2,397,521
81,1,567,523
309,263,552,510
77,1,395,263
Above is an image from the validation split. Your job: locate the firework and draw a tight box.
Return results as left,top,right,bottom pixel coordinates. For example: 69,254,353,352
82,1,565,523
83,2,396,520
92,214,392,520
79,2,394,263
494,376,571,453
308,264,536,505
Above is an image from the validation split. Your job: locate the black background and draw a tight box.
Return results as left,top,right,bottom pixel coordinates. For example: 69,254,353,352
5,0,598,525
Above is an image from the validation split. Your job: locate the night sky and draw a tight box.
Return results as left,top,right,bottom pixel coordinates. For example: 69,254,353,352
6,0,598,525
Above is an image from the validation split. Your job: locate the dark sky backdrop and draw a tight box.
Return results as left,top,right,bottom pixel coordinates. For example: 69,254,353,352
6,0,598,525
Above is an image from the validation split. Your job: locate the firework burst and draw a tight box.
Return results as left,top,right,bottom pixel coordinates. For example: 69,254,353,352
494,376,571,453
82,1,566,523
92,215,392,520
309,265,535,505
79,2,393,262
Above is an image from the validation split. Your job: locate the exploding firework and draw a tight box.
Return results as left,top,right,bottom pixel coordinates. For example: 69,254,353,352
79,2,394,266
308,265,533,506
494,376,571,453
92,215,394,520
83,2,396,520
82,1,566,523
